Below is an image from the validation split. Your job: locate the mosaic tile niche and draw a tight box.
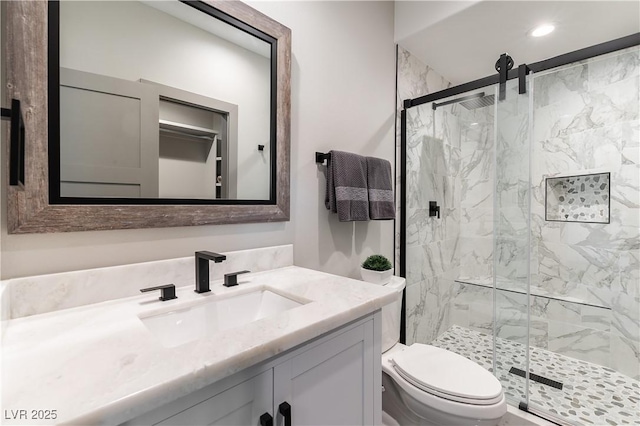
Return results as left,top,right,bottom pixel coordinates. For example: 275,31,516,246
545,173,610,223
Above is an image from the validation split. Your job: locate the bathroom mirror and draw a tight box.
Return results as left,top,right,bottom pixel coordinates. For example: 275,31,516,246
4,0,291,233
55,0,274,202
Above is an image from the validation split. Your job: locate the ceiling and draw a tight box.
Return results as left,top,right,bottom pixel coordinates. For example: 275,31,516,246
396,1,640,85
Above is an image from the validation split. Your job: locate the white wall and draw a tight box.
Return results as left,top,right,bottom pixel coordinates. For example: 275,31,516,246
60,0,271,200
0,1,396,279
394,1,479,44
249,1,396,278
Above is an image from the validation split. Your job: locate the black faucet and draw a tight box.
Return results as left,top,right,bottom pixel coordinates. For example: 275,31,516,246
195,251,226,293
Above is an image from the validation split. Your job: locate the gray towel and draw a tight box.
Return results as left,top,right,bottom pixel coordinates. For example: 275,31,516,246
366,156,395,220
325,150,369,221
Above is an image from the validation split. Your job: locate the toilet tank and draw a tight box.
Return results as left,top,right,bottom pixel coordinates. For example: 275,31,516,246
381,277,406,353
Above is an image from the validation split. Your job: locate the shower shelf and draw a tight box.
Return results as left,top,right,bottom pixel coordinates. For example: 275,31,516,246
454,278,610,310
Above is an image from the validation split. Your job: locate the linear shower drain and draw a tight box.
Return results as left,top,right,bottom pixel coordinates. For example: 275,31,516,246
509,367,564,390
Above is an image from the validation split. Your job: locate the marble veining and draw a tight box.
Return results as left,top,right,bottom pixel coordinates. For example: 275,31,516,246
6,244,294,319
1,266,398,425
395,46,452,269
529,46,640,381
400,47,493,354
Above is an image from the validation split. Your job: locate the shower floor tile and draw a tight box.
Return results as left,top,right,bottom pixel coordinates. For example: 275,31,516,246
431,325,640,425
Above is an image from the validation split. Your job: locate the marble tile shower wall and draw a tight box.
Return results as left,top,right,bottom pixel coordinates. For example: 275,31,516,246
453,49,639,379
457,103,495,284
395,47,458,344
449,101,497,338
494,82,531,291
404,102,462,344
487,81,533,370
398,50,498,344
395,46,452,268
398,46,639,380
450,83,532,375
441,50,639,380
529,47,640,379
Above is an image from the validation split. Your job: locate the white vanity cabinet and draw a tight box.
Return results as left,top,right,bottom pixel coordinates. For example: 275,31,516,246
155,370,273,426
123,312,381,426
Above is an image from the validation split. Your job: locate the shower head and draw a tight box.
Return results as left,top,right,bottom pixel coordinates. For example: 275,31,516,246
459,94,495,110
432,92,495,111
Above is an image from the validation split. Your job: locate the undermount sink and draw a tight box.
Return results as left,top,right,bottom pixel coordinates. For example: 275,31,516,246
140,288,306,348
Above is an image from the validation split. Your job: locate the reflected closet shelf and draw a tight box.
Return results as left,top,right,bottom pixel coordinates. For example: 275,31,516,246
159,119,218,141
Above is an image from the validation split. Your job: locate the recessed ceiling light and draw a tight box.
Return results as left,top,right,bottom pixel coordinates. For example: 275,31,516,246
531,24,555,38
470,122,479,126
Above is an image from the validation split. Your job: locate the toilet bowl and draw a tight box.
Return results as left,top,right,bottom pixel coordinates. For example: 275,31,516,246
380,278,507,426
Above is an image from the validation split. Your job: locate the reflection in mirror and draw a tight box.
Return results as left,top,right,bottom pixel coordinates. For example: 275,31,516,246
57,0,273,201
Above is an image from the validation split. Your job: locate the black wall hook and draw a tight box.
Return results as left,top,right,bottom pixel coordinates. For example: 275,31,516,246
1,99,25,187
315,152,331,165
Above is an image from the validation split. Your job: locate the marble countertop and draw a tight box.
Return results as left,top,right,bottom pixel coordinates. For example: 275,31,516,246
2,266,399,425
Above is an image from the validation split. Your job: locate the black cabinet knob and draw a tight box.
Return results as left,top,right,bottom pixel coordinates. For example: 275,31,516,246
259,412,273,426
279,402,291,426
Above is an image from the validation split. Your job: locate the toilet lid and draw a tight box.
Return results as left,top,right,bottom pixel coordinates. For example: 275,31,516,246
391,344,502,404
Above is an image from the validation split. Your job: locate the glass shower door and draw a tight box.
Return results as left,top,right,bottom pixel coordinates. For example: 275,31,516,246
401,43,640,426
403,88,498,367
493,77,532,406
525,46,640,424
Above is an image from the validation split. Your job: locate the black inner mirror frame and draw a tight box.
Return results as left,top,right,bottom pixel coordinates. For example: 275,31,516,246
47,0,278,206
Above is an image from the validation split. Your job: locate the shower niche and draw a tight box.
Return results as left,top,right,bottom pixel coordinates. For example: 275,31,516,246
545,172,610,223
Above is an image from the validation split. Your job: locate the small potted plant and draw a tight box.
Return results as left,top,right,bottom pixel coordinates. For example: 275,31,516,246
360,254,393,285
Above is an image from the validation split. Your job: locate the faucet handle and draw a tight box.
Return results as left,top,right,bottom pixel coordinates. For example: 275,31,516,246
223,270,251,287
140,284,177,301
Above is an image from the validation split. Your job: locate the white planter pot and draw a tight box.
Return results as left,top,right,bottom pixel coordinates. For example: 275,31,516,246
360,267,394,285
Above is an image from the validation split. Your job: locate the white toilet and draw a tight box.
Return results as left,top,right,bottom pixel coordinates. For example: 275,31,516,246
380,278,507,426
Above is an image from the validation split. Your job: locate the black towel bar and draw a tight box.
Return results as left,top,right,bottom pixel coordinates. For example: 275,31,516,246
315,152,331,164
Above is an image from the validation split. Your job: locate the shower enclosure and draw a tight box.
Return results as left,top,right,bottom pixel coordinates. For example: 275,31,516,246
400,35,639,425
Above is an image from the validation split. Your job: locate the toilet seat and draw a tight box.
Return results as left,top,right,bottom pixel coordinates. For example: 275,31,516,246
389,344,503,406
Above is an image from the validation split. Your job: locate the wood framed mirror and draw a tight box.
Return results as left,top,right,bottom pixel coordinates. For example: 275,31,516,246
3,0,290,233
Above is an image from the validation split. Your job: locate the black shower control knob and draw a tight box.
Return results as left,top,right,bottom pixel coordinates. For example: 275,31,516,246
429,201,440,219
